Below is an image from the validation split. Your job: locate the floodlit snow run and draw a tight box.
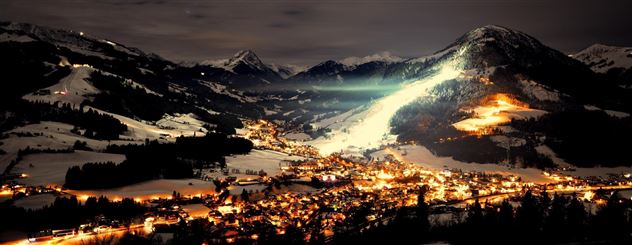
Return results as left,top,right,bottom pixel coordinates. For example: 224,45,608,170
310,47,468,155
23,66,99,106
452,94,547,133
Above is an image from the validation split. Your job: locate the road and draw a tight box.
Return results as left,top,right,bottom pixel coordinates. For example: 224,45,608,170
8,225,146,245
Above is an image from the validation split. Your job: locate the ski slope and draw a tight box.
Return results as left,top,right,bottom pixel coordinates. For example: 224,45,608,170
309,47,468,155
23,65,99,105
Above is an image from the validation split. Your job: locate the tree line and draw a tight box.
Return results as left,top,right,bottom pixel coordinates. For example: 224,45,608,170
1,101,127,140
87,71,246,133
337,190,632,244
510,108,632,167
0,196,146,232
65,133,253,189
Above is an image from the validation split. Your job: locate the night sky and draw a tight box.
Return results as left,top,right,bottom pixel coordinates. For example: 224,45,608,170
2,0,631,66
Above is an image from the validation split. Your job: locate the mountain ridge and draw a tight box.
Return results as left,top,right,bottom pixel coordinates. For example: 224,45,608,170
3,21,632,168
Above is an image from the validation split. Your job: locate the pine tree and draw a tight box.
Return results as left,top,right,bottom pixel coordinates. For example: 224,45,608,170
416,187,430,232
516,190,542,235
593,192,627,239
566,194,586,239
544,193,567,238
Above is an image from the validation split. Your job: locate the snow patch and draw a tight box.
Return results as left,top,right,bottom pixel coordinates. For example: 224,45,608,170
519,79,560,101
156,113,208,134
584,105,630,118
13,150,125,186
225,150,305,178
535,145,571,168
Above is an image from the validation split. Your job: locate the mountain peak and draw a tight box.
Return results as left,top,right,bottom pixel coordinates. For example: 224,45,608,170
232,49,257,58
459,25,536,46
470,25,512,34
224,49,269,72
433,24,564,70
228,49,260,63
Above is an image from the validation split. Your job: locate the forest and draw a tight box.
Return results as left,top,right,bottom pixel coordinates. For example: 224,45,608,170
1,101,127,140
65,133,253,189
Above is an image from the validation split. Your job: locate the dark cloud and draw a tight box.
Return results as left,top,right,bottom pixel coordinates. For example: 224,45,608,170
1,0,631,66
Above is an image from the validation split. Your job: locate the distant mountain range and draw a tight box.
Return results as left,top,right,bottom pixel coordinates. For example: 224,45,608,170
2,21,631,168
191,49,410,89
572,44,632,73
571,44,632,89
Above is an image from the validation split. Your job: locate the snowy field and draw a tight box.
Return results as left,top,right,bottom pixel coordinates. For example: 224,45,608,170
0,121,135,172
372,145,632,184
535,145,572,168
225,149,305,177
534,145,632,178
66,179,215,200
13,193,60,210
13,150,125,186
371,145,550,184
156,113,208,135
19,64,207,140
89,106,205,140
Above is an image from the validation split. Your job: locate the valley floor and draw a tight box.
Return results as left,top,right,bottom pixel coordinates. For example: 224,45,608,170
371,144,632,184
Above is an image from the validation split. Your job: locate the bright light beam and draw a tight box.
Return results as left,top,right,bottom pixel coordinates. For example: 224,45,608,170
311,47,468,155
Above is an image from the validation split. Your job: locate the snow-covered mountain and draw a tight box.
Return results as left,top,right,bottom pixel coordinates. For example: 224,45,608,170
308,25,632,168
3,21,632,168
223,50,270,73
199,51,400,84
0,21,264,128
338,51,403,66
195,50,291,87
198,51,310,80
572,44,632,73
0,22,161,60
284,52,404,89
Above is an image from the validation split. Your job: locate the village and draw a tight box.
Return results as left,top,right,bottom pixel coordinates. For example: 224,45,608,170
3,119,632,244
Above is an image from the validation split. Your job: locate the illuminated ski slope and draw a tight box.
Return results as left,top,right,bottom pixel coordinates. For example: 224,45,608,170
311,47,468,155
452,93,547,134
